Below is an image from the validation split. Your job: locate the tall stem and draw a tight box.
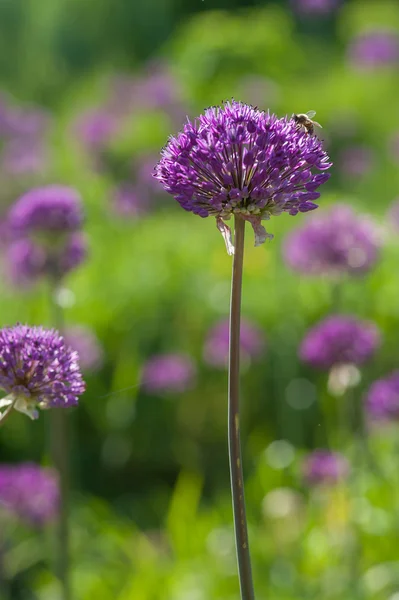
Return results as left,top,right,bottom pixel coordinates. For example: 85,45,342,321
49,284,71,600
228,216,255,600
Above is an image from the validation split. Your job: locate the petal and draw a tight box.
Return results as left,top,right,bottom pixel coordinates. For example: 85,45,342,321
244,215,273,247
14,396,39,420
216,217,235,255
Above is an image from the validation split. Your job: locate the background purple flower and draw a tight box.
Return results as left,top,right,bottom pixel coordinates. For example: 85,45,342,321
0,324,85,419
338,146,374,179
300,315,381,370
0,463,59,527
155,101,331,252
303,450,350,485
75,109,120,152
141,353,196,395
283,205,380,277
348,30,399,71
64,325,104,372
365,371,399,422
291,0,340,16
112,184,148,217
204,318,266,368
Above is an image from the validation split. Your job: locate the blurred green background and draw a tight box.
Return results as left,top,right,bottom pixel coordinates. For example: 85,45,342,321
2,0,399,598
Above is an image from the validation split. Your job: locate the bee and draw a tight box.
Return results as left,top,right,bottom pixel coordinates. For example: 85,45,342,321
293,110,322,136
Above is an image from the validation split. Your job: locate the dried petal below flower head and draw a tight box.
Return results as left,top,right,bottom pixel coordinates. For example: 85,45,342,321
0,324,85,420
0,463,59,527
300,315,381,371
283,205,380,277
155,101,331,253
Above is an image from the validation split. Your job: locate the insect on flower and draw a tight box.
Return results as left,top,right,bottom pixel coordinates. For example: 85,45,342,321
293,111,322,136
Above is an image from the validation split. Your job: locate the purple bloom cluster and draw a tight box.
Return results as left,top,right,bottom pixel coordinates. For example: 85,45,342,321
303,450,349,485
204,318,266,368
6,185,87,285
338,146,374,180
141,353,196,395
155,101,331,253
284,205,379,277
365,371,399,422
348,30,399,71
0,325,85,420
300,315,381,370
64,326,104,372
0,463,59,527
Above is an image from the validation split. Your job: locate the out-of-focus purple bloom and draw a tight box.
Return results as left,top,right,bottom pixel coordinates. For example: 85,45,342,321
303,450,349,485
58,233,88,275
0,324,85,420
348,30,399,71
284,205,380,277
365,371,399,422
292,0,340,16
300,315,381,370
75,109,119,152
155,101,331,254
141,353,196,395
8,186,83,234
64,326,104,372
1,139,48,175
388,199,399,231
112,184,148,217
338,145,374,179
204,318,266,368
0,463,59,527
3,106,51,139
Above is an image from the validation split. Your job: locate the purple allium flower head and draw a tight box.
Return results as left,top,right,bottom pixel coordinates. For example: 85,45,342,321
8,185,83,235
0,324,85,420
292,0,340,16
338,145,374,179
75,109,119,151
365,371,399,422
141,353,196,395
64,325,104,372
0,463,59,527
348,30,399,71
300,315,381,370
155,101,332,254
284,205,379,277
204,318,266,368
303,450,350,485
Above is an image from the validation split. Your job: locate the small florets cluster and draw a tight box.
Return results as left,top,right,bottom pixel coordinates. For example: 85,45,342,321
141,353,196,395
284,205,380,277
302,450,350,485
0,324,85,420
365,371,399,423
0,463,59,527
6,185,87,285
300,315,381,370
155,101,331,253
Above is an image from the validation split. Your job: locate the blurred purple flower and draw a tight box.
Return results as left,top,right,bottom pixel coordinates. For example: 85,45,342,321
1,139,48,175
338,145,374,179
0,463,59,527
3,106,51,139
348,30,399,71
283,205,380,277
0,324,85,419
204,318,266,368
75,109,119,152
155,101,331,254
64,325,104,372
112,184,148,217
292,0,340,16
365,371,399,422
300,315,381,370
388,199,399,231
303,450,349,485
141,353,196,394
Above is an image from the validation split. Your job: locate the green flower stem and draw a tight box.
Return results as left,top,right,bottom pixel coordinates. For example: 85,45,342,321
49,284,71,600
228,216,255,600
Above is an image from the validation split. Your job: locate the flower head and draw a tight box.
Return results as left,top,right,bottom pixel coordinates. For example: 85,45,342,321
155,101,331,254
64,325,104,372
284,205,379,277
348,30,399,71
300,315,380,370
204,318,266,368
365,371,399,422
303,450,349,485
0,324,85,420
141,353,196,395
0,463,59,527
